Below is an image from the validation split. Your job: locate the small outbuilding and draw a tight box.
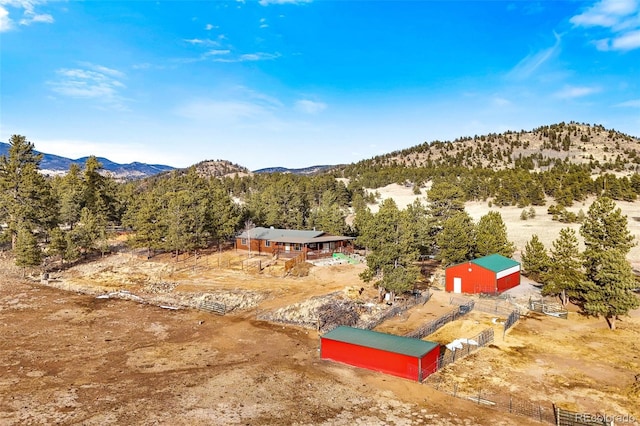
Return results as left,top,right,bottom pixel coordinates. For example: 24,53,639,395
320,326,440,382
445,253,520,295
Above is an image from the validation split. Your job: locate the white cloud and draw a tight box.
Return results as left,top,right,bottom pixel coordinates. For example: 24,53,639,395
553,85,600,99
258,0,312,5
174,87,287,128
184,38,220,46
615,98,640,107
48,63,128,110
570,0,638,28
204,23,218,30
492,97,511,107
210,51,281,63
239,52,280,61
204,49,231,57
611,28,640,49
0,5,11,31
175,99,273,123
507,32,562,80
571,0,640,51
295,99,327,114
0,0,54,31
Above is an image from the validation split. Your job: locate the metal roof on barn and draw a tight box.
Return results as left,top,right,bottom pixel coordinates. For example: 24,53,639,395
322,326,438,358
471,254,520,273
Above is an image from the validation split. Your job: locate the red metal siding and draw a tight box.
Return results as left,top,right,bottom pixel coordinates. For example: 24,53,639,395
321,338,439,381
419,345,440,380
445,263,497,294
496,271,520,292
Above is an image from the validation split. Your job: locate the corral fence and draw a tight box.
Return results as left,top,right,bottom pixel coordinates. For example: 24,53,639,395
529,297,569,319
425,376,557,424
354,291,432,331
436,328,494,370
554,406,615,426
198,300,226,315
503,310,520,337
469,298,520,317
449,296,522,338
404,299,474,340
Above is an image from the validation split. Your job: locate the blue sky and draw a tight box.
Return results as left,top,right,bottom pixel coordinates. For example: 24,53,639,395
1,0,639,170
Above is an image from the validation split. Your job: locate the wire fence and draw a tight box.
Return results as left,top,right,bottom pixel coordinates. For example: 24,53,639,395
436,328,494,370
471,298,521,317
554,406,616,426
529,297,569,319
425,375,557,424
354,291,432,331
404,300,475,339
503,310,520,337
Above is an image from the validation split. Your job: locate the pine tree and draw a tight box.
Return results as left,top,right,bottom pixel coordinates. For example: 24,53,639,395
426,180,466,224
475,211,515,257
579,197,639,329
14,227,42,276
436,211,476,266
0,135,57,249
581,249,638,329
308,190,347,236
57,163,84,229
47,227,68,265
541,228,583,306
357,199,419,301
521,234,550,283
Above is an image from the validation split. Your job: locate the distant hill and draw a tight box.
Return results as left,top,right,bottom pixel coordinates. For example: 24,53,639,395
0,142,175,180
343,122,640,174
192,159,251,178
253,165,338,175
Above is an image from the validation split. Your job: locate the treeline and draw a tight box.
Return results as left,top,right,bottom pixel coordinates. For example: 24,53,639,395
521,197,639,330
336,163,640,207
335,121,640,206
0,135,369,269
2,133,639,275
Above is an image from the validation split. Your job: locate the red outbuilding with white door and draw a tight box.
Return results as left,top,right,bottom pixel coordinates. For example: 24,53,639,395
445,254,521,295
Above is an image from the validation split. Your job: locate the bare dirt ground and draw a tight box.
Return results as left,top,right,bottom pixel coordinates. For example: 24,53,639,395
0,253,541,426
1,247,639,425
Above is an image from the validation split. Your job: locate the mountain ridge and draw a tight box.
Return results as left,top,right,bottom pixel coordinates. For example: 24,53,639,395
0,141,340,178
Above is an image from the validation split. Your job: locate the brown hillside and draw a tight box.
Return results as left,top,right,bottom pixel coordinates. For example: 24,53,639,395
371,122,640,174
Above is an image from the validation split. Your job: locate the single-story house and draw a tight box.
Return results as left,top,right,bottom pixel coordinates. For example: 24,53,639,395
320,326,440,382
236,227,355,260
445,253,521,294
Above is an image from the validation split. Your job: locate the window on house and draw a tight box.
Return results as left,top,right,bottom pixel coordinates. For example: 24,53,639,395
265,240,271,247
241,238,247,245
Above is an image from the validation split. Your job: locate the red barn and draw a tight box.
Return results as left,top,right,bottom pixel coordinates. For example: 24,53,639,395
445,253,521,295
320,326,440,382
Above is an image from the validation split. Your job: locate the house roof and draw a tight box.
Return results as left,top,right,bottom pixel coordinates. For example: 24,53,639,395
322,326,438,358
471,254,520,272
237,227,354,244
